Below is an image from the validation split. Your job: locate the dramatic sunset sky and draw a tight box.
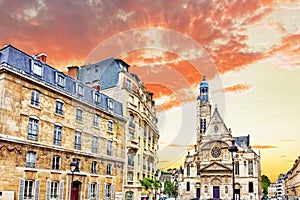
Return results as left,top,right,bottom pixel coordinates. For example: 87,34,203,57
1,0,300,182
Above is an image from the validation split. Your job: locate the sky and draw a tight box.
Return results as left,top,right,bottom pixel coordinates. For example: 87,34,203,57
1,0,300,182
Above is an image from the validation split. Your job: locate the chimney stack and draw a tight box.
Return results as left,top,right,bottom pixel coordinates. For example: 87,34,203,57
67,66,79,79
35,53,47,63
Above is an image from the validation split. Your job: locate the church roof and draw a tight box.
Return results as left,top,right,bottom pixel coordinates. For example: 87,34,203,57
204,106,230,136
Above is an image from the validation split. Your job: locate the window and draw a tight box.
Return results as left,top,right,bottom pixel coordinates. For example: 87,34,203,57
225,186,228,193
52,155,60,170
90,183,97,198
104,183,112,198
106,163,112,175
128,132,134,140
128,171,133,182
30,90,40,107
93,114,99,127
92,136,98,153
76,108,83,122
205,186,208,193
91,161,97,174
28,117,39,141
72,158,81,171
200,118,206,133
77,84,84,96
187,164,190,176
197,163,201,175
93,92,100,103
31,62,42,76
53,125,62,145
55,73,65,87
129,95,134,104
107,140,112,156
108,121,113,132
126,79,132,90
24,180,35,199
129,114,135,128
128,152,134,166
74,131,82,150
186,182,190,191
50,181,59,199
249,182,254,193
55,100,64,115
248,160,253,175
235,162,240,175
26,151,36,168
107,99,114,110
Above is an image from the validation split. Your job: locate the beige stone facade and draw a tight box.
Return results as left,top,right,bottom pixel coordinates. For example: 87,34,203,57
284,157,300,200
77,59,159,200
0,45,126,200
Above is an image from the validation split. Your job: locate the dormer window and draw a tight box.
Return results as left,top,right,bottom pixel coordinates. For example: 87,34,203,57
31,61,42,76
76,83,84,96
93,91,100,103
108,99,114,110
126,79,132,90
55,72,65,87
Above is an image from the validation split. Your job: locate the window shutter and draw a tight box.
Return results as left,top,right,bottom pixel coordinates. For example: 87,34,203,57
46,180,51,200
18,178,25,200
104,183,107,199
59,181,64,200
111,184,114,199
96,183,100,200
88,183,91,199
34,179,40,200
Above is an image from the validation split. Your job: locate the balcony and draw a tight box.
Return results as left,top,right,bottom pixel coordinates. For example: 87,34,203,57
127,140,139,151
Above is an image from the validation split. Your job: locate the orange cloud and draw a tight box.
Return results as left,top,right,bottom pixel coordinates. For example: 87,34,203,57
214,84,253,94
0,0,282,110
251,145,278,149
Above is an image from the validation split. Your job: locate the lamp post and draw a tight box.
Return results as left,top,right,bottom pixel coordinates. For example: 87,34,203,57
228,140,238,200
70,160,79,200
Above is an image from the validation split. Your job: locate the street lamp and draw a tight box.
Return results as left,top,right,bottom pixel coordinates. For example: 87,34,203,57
228,140,238,200
70,160,80,200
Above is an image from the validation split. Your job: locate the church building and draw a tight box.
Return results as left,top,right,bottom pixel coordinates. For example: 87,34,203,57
178,76,261,200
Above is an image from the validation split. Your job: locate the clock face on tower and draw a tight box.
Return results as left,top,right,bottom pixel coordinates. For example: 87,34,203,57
201,107,207,115
211,147,221,158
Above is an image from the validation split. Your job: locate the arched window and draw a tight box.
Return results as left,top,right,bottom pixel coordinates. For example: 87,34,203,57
125,191,133,200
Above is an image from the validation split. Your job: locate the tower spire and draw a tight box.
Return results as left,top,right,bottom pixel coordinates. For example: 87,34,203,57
198,74,209,102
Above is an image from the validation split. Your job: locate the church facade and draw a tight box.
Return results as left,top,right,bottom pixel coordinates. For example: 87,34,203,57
178,76,262,200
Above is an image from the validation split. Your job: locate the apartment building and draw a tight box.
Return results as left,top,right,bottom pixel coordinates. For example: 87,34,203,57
0,45,126,200
284,157,300,200
77,58,160,200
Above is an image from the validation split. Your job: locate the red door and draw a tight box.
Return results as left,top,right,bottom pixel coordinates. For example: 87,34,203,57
71,188,78,200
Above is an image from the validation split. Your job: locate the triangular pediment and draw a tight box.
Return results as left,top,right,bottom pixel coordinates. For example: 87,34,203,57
205,107,230,135
201,162,231,172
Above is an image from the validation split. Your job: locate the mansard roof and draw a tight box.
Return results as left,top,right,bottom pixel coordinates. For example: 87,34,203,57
0,45,124,118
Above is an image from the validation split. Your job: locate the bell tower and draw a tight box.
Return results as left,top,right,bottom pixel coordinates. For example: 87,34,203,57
196,75,211,144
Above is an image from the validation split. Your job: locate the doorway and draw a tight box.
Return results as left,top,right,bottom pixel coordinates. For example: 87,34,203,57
71,181,81,200
213,186,220,199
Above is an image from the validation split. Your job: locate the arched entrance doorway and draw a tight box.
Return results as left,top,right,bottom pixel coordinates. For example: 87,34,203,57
71,180,81,200
125,191,133,200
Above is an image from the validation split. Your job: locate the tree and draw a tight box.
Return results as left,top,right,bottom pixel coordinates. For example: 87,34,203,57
163,180,176,197
140,178,161,199
261,175,271,197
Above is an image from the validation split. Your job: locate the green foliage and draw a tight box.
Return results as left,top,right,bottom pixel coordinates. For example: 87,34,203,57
163,180,176,197
140,178,161,191
261,175,271,196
